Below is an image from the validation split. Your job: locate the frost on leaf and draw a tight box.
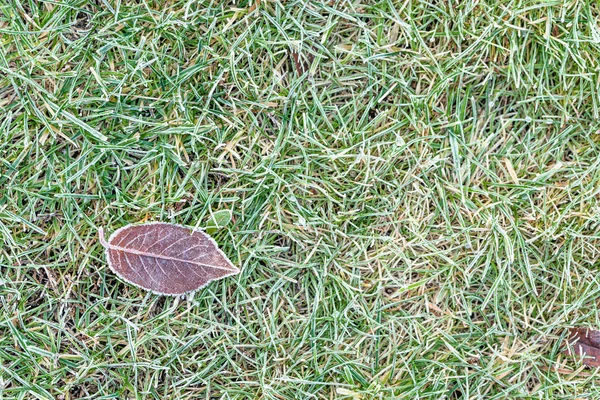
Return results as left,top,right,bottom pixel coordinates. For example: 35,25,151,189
99,223,239,296
564,327,600,367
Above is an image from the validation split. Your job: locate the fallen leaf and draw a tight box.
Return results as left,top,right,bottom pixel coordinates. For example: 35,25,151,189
564,327,600,367
99,222,239,296
291,48,315,76
205,209,233,235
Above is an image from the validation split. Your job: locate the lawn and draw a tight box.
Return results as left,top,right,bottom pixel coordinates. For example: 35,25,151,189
2,0,600,398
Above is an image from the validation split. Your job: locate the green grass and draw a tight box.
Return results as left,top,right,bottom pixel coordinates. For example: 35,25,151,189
2,0,600,398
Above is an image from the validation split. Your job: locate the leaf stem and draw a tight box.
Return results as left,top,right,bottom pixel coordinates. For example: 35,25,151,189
98,227,109,247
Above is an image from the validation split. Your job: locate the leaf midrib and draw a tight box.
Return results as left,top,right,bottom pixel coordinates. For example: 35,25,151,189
106,243,238,272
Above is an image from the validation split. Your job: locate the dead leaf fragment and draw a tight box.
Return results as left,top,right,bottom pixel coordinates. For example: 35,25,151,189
564,327,600,367
99,222,239,296
291,49,315,76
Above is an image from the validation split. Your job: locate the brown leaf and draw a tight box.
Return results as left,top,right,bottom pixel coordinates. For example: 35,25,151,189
564,327,600,367
291,49,315,76
99,223,239,296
